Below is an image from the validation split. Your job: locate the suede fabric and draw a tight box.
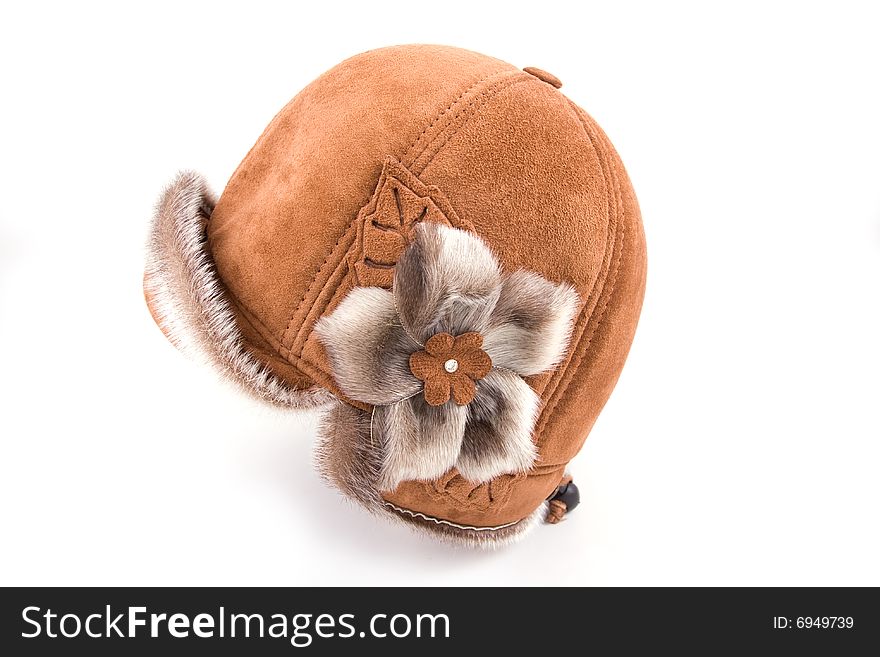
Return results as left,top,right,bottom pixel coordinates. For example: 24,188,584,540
207,46,507,350
151,44,646,532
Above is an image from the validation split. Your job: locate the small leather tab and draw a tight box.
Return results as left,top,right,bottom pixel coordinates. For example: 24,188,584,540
523,66,562,89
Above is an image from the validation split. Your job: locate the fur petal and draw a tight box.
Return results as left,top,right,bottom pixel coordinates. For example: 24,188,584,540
145,171,332,409
393,223,501,342
315,287,421,405
377,396,467,491
456,369,540,483
481,271,580,376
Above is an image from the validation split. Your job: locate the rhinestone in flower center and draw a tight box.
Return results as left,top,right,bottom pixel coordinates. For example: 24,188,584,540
444,358,459,373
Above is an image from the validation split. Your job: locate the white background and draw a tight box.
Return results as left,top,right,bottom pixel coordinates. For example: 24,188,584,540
2,1,878,586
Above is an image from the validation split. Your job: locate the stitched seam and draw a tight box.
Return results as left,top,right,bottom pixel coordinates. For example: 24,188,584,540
401,69,509,166
384,502,521,531
412,75,532,176
528,103,613,430
536,105,620,434
547,190,623,431
540,102,616,405
278,69,532,365
223,281,286,353
280,222,356,353
292,247,356,360
280,74,513,359
409,72,523,170
289,72,522,366
248,342,309,380
211,275,319,387
536,103,625,437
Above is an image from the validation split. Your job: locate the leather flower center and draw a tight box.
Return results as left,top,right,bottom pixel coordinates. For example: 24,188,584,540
409,332,493,406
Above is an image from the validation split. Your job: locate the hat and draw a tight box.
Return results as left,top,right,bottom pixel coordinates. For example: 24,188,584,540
144,44,646,546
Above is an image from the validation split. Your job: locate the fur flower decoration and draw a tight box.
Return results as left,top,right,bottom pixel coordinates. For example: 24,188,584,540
315,222,579,491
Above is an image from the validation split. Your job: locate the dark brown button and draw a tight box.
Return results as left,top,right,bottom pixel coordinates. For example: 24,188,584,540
523,66,562,89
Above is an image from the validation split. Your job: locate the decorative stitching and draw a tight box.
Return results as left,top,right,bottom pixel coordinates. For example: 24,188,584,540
292,159,472,370
401,68,510,166
411,75,532,175
383,501,522,531
351,178,433,284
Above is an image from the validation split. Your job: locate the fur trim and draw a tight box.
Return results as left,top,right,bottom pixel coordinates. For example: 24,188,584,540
482,270,580,376
145,171,332,410
314,399,546,548
457,369,540,484
393,222,501,342
376,396,467,491
314,398,384,509
313,287,421,406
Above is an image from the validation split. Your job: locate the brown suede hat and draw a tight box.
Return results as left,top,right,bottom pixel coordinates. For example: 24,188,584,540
144,44,646,546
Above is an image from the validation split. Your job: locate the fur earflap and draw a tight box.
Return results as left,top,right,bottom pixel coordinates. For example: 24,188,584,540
314,399,546,548
145,171,332,409
314,399,384,510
